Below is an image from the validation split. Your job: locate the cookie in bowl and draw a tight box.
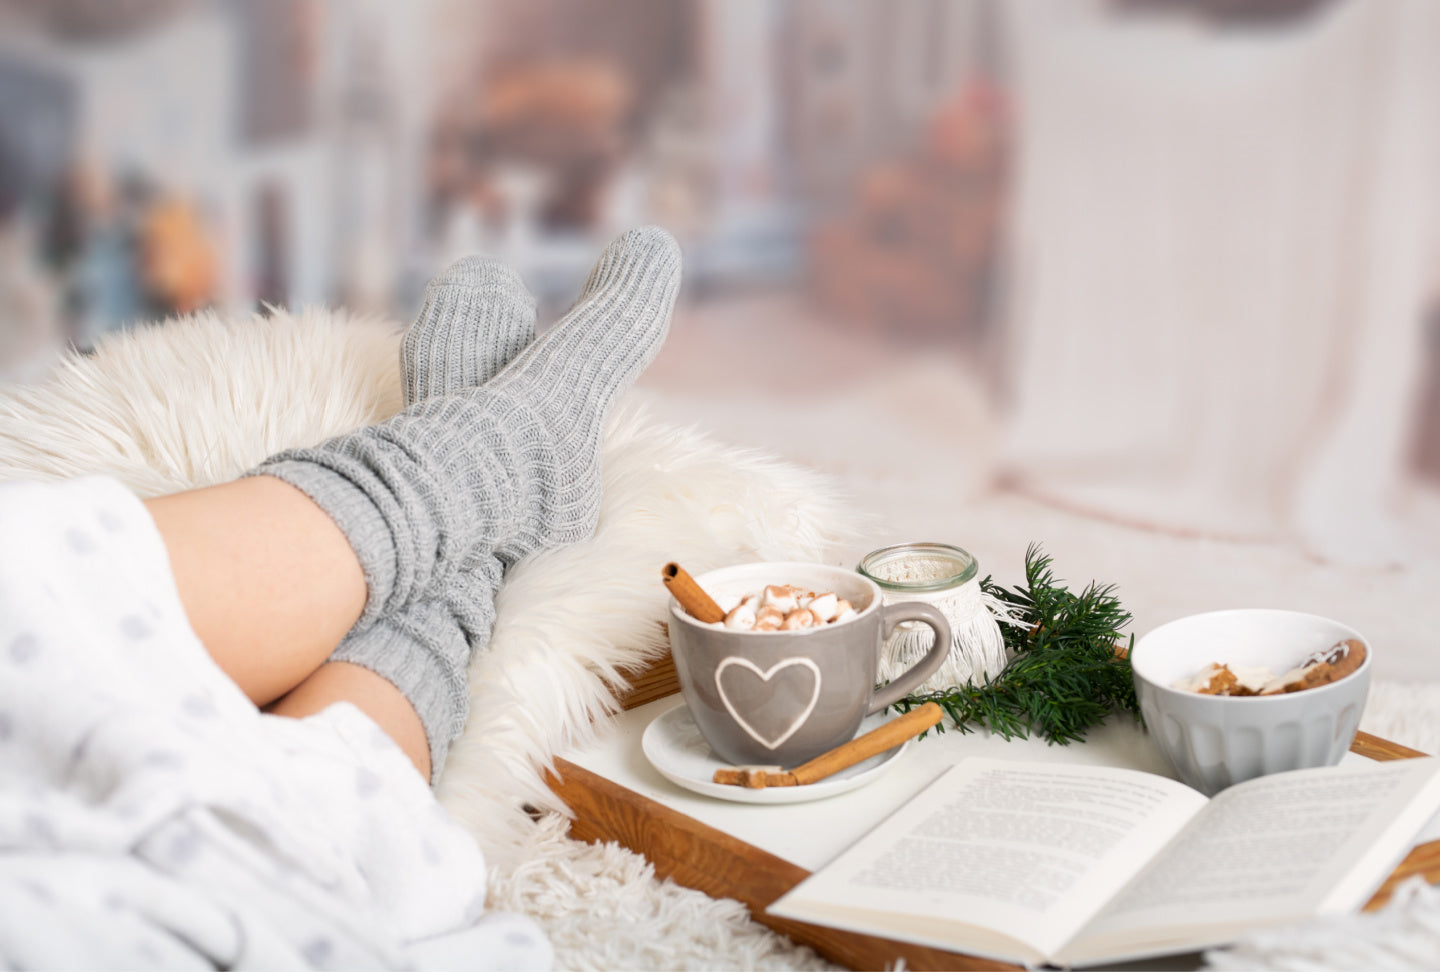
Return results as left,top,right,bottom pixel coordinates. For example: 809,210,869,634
1131,609,1371,796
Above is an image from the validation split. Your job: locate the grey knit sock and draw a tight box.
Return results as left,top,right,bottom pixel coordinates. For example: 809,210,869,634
254,226,681,773
401,257,536,403
329,553,504,778
328,255,538,779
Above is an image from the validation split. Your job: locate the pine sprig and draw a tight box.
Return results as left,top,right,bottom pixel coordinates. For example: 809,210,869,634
895,544,1139,745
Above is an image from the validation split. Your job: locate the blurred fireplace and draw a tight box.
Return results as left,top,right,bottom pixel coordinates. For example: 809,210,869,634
436,0,700,232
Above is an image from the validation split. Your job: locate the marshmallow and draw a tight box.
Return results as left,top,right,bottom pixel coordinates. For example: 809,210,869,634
754,606,785,631
724,596,758,630
762,585,800,614
805,592,839,623
780,608,819,630
707,585,858,631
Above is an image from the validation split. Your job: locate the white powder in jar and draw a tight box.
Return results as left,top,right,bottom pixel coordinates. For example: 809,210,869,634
868,555,967,585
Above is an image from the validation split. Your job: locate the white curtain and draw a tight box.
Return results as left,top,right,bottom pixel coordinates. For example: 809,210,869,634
998,0,1440,566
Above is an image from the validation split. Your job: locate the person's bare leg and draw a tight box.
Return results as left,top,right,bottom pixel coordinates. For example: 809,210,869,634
268,661,431,780
145,474,431,777
145,475,366,705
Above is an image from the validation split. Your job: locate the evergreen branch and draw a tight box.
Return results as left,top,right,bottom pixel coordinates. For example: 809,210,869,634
895,544,1139,745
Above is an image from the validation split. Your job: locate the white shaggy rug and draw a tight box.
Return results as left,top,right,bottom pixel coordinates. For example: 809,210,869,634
2,308,1437,970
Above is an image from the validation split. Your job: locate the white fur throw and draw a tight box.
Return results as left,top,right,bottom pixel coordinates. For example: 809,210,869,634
0,308,861,861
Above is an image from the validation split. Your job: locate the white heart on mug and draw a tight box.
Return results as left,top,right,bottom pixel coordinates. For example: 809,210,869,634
714,656,823,751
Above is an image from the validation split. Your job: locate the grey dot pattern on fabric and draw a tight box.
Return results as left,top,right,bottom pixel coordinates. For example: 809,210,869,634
180,695,216,719
20,879,53,905
301,937,334,966
64,730,96,779
355,768,381,798
143,750,186,770
0,711,12,740
96,508,125,533
164,827,202,866
24,813,56,846
119,615,153,640
8,633,39,664
65,527,96,554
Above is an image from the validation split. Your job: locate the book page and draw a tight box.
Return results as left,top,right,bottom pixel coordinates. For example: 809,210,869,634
1066,758,1440,965
769,758,1208,964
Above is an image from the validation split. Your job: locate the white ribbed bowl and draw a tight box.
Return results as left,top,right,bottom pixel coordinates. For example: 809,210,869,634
1132,610,1371,796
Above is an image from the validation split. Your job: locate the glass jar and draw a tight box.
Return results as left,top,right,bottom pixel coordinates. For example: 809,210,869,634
857,542,1007,692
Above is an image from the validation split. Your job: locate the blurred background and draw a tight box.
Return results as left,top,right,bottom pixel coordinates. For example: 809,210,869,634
1,0,1438,569
0,0,1006,345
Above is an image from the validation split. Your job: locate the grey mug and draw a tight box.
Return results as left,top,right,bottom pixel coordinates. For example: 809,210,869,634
667,561,952,768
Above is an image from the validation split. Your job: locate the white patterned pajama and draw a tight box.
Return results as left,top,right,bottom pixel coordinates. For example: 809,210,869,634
0,477,550,970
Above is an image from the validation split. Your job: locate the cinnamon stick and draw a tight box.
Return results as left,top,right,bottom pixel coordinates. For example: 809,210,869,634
661,562,725,624
713,702,944,788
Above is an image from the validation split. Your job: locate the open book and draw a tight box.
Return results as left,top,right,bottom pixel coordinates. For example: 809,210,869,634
769,756,1440,967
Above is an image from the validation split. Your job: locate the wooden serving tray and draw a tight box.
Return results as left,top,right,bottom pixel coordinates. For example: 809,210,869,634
549,654,1440,971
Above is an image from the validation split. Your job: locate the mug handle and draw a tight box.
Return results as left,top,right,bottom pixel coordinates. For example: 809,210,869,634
867,601,953,714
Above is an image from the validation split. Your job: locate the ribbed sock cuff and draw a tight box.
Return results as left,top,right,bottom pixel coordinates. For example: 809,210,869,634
331,608,470,783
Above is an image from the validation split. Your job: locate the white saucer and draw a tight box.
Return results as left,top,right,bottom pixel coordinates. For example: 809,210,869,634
641,703,911,805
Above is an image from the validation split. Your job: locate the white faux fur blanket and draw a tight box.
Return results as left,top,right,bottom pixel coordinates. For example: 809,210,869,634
3,308,1437,970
